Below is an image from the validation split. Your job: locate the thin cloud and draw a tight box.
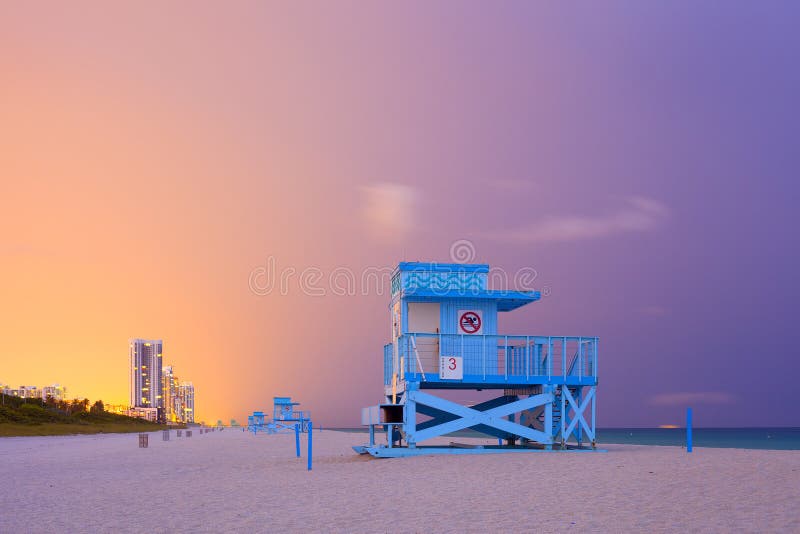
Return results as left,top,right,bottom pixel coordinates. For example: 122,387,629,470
484,196,668,243
492,178,535,191
649,392,734,406
360,183,417,241
641,305,669,317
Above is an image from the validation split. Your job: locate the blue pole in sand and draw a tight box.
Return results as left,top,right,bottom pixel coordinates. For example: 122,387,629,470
307,421,313,471
295,423,301,457
686,407,693,453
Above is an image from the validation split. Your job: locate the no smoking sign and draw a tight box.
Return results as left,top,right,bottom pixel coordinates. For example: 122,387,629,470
458,310,482,334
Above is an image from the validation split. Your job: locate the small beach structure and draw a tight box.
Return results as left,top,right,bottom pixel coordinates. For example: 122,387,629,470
247,398,311,435
354,262,599,457
248,411,267,434
267,397,311,434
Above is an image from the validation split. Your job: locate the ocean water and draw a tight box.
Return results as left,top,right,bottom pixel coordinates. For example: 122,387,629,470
334,427,800,450
596,427,800,450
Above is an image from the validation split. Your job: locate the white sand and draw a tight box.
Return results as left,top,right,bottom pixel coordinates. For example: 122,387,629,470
1,429,798,533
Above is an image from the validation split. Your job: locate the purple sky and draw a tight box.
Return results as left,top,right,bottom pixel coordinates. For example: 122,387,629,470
2,2,798,427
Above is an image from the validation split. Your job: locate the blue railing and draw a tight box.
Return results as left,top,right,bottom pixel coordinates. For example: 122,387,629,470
384,333,598,386
383,344,392,386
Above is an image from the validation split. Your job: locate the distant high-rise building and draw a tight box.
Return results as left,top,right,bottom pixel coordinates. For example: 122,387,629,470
41,384,67,401
129,339,163,420
1,383,67,401
177,382,195,423
7,385,39,398
162,366,179,422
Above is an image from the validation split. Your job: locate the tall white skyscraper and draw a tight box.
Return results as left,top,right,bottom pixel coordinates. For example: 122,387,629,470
129,339,163,414
162,365,179,423
178,382,195,423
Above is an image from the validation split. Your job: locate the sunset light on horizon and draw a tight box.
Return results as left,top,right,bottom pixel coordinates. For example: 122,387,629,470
2,2,798,429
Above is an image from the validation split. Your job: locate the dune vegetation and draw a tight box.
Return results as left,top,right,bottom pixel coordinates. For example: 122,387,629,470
0,394,171,437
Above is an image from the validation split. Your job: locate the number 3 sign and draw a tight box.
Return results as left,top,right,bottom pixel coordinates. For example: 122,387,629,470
440,356,463,380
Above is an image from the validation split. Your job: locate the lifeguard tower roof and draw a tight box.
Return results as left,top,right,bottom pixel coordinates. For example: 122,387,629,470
393,262,540,312
397,262,490,273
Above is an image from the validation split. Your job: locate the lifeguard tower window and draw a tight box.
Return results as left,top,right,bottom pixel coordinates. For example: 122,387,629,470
407,302,440,333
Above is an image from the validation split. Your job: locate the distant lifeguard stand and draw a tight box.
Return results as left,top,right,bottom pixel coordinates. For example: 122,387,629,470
355,262,599,457
266,397,311,434
248,411,267,434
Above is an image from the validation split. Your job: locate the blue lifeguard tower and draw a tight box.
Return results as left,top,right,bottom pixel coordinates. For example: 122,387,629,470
266,397,311,434
248,411,267,433
355,262,598,457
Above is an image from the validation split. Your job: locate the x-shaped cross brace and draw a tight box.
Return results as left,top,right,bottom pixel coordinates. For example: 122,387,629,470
562,386,595,442
407,390,554,444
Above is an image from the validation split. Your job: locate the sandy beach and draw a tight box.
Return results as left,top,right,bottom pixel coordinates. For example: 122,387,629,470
2,429,798,533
